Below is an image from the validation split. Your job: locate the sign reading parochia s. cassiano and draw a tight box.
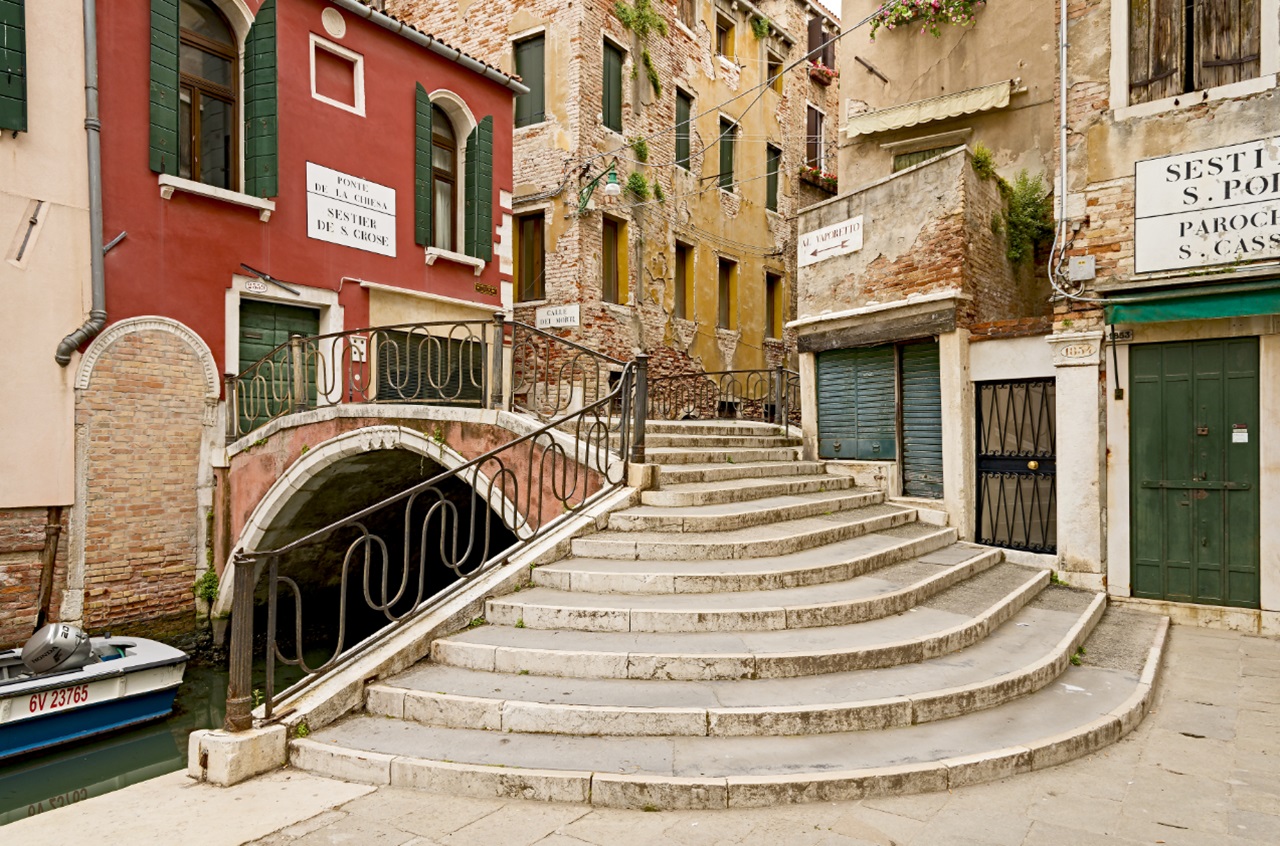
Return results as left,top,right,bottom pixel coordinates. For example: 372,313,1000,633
307,162,396,258
1135,136,1280,274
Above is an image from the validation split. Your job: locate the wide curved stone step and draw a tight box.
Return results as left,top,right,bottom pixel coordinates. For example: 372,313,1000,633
434,563,1048,680
655,460,830,485
536,523,957,594
371,588,1104,736
294,609,1166,808
641,473,857,507
643,446,801,465
643,421,788,436
641,434,802,449
572,503,917,561
490,546,1002,632
607,488,883,533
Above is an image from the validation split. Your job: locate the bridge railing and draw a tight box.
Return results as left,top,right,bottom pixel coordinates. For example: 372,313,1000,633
647,366,800,427
223,356,650,728
227,315,629,440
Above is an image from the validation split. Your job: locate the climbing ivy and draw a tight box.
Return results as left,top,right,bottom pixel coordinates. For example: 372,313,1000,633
615,0,667,98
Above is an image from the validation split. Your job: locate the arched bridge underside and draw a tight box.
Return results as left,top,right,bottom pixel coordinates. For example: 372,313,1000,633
212,405,601,618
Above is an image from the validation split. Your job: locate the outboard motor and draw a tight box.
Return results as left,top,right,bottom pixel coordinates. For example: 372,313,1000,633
21,624,93,674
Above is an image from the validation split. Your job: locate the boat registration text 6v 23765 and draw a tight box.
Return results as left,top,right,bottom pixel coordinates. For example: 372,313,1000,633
29,686,90,714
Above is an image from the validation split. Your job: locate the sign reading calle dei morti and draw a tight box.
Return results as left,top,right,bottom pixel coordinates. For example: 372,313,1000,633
1135,136,1280,274
306,162,397,258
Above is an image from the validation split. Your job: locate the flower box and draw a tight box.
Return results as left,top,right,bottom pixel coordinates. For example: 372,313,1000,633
807,62,838,86
869,1,986,40
799,166,838,194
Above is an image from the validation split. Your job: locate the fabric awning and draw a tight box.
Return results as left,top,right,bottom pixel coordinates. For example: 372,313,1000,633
844,80,1015,138
1104,279,1280,324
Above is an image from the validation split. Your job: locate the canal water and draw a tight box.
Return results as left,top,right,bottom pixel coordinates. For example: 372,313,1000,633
0,637,316,827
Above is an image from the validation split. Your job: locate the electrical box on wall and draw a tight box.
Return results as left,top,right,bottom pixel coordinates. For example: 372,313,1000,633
1068,255,1096,282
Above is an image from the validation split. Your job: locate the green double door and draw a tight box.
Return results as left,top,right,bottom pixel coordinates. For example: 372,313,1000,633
237,300,320,432
1130,338,1260,607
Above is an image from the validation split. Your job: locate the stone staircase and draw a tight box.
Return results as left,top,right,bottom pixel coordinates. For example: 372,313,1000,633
290,420,1168,808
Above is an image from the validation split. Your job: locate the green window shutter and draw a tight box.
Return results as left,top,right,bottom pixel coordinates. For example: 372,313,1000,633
149,0,179,172
0,0,25,133
675,90,691,170
464,115,494,261
243,0,278,197
603,42,622,132
766,145,780,212
414,84,433,247
514,35,545,128
718,119,735,190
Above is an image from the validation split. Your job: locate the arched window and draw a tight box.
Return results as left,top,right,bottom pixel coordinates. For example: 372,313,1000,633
179,0,237,188
431,105,457,250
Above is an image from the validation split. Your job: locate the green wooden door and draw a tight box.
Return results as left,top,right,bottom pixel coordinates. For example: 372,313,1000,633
1130,338,1260,607
237,300,320,432
901,341,944,498
816,346,896,461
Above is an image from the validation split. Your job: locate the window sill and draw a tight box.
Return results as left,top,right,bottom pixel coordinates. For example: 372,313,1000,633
717,54,737,69
514,298,548,307
602,300,633,314
674,21,696,42
1115,74,1277,122
425,247,487,276
515,119,551,133
157,174,275,222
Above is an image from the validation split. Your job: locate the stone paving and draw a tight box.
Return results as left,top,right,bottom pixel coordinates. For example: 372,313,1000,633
8,623,1277,845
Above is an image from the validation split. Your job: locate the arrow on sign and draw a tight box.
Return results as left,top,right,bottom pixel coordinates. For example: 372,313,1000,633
810,240,848,257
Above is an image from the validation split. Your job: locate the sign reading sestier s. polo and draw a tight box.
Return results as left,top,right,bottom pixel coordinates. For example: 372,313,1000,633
306,162,397,258
799,215,863,268
1135,137,1280,273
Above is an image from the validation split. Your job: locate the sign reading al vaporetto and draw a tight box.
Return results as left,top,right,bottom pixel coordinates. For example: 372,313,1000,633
306,162,397,258
1135,136,1280,274
799,215,863,268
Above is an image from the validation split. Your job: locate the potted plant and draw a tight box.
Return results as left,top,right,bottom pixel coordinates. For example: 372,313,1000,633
799,165,838,193
807,61,838,85
869,0,986,40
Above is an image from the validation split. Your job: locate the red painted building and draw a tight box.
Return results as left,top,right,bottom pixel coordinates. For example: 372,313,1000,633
55,0,521,634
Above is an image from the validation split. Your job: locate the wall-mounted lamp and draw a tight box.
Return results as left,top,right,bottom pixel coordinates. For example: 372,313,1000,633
577,162,621,214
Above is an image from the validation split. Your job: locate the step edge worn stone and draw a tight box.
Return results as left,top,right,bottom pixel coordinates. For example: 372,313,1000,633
390,756,593,804
590,772,729,810
607,490,883,533
289,737,393,786
918,568,1051,662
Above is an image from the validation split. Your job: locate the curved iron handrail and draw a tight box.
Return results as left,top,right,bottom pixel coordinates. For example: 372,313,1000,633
509,322,625,420
648,366,800,426
224,359,644,726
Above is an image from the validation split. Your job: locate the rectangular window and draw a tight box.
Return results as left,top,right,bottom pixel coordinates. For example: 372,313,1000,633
766,144,781,212
806,106,824,170
715,15,735,60
675,89,692,170
0,0,27,133
892,145,960,173
1129,1,1261,105
718,118,736,190
310,35,364,116
516,212,545,301
765,272,783,339
603,216,625,303
679,0,696,30
717,257,736,329
807,17,834,67
767,52,783,93
603,41,624,132
674,241,692,319
514,35,545,128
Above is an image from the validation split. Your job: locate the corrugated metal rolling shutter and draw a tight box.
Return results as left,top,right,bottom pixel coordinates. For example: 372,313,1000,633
901,341,943,498
816,346,896,461
376,331,484,405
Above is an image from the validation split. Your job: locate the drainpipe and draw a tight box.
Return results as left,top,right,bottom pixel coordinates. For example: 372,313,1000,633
55,0,106,366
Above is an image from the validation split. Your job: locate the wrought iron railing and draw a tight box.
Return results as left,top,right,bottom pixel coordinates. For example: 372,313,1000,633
647,366,799,426
223,357,649,728
227,318,503,440
508,322,625,419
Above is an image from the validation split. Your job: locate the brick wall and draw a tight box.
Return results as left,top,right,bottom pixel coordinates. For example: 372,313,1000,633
0,507,68,648
77,330,208,631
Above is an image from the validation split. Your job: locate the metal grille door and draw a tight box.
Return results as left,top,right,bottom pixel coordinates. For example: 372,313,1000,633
975,379,1057,553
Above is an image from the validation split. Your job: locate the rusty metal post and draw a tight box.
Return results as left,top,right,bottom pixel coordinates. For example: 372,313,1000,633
224,552,256,732
774,365,785,426
290,334,307,413
224,373,237,441
490,311,506,410
630,354,648,465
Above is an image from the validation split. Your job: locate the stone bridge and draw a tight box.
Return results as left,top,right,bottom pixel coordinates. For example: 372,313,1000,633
210,404,608,619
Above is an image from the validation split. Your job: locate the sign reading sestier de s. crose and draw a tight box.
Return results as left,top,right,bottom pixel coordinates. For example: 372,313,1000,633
306,162,397,258
1134,137,1280,274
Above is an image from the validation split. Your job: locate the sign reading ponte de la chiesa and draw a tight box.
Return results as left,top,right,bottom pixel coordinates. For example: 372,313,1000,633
306,162,397,258
1135,136,1280,274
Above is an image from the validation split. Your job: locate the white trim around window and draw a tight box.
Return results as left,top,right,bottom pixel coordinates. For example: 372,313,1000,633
309,33,366,117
